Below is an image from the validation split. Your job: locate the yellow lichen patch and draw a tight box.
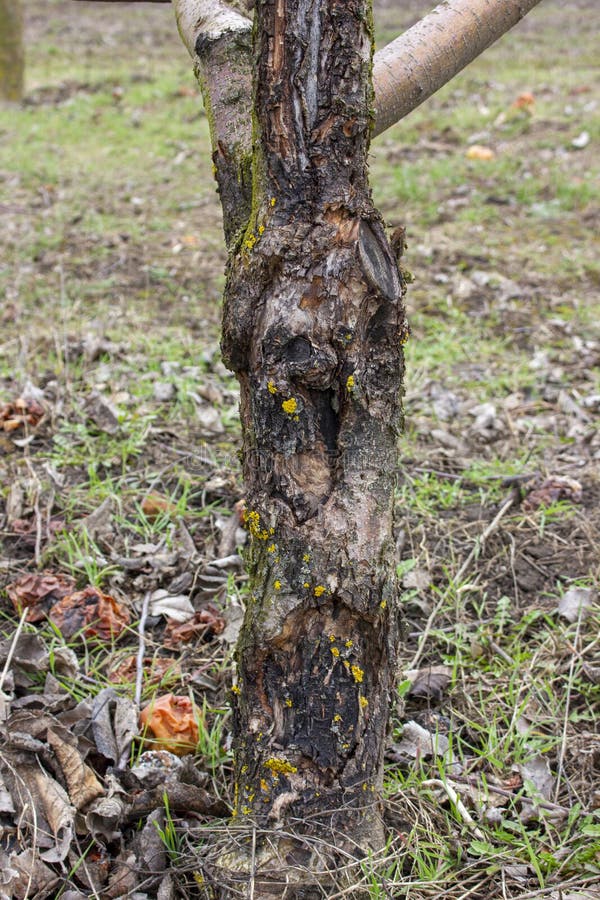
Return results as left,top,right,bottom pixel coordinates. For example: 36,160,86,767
270,197,277,207
351,665,364,683
244,509,270,540
284,698,293,708
333,714,342,723
241,806,251,815
345,639,353,649
346,374,355,391
258,224,265,235
267,543,276,553
331,646,340,658
260,779,269,792
359,695,369,709
267,380,278,395
302,553,310,563
282,397,298,415
244,233,257,251
329,634,336,642
241,765,248,775
231,684,241,695
264,757,297,776
274,580,282,590
379,599,387,609
303,581,310,589
314,585,326,597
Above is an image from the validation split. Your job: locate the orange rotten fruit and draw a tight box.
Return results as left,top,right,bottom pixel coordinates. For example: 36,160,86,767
49,586,130,641
139,694,201,756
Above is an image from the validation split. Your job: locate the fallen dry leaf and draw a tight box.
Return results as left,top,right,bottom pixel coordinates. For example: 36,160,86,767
0,396,45,433
139,694,201,756
466,144,496,161
404,665,452,700
6,571,76,623
92,688,138,767
557,587,596,623
49,586,130,641
522,475,582,511
163,605,226,647
109,654,181,686
141,492,177,521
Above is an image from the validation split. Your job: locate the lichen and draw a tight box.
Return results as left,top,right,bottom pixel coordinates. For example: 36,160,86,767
346,374,356,391
351,665,364,683
281,397,298,414
264,757,297,776
267,380,278,394
314,585,326,597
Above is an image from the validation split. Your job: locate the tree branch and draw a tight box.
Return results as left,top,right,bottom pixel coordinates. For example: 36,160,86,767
172,0,253,246
75,0,543,140
371,0,543,137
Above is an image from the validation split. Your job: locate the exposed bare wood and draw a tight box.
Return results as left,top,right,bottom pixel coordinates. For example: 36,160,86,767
372,0,543,136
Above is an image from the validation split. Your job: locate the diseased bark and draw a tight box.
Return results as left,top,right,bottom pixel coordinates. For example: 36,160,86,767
0,0,24,102
213,0,408,890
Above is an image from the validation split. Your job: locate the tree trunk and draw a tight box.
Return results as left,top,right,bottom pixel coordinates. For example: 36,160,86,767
0,0,24,102
218,0,407,891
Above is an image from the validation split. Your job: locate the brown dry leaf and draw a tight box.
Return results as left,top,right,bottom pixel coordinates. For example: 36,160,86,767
141,492,177,521
0,396,45,433
404,665,453,700
5,848,60,900
109,654,181,686
6,571,76,623
163,605,226,647
139,694,201,756
49,586,130,641
522,475,583,511
91,688,138,767
46,728,104,811
466,144,496,161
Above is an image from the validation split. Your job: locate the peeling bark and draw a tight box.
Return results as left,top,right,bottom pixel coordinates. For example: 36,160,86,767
216,0,407,888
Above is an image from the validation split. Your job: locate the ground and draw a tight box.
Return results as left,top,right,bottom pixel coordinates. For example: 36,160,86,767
0,0,599,898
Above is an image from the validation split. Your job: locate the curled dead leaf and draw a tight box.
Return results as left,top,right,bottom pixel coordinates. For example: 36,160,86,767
163,604,226,648
404,665,452,700
141,492,177,521
139,694,201,756
0,396,45,433
522,475,582,511
109,654,181,686
49,586,130,641
6,571,76,623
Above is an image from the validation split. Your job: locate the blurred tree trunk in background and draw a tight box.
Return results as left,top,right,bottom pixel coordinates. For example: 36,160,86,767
0,0,24,101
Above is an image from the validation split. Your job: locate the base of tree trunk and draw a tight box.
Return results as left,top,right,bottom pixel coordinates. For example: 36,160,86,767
202,816,387,899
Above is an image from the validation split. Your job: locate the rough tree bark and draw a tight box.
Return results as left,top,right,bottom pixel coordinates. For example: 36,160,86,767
169,0,543,894
208,0,408,893
0,0,24,102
